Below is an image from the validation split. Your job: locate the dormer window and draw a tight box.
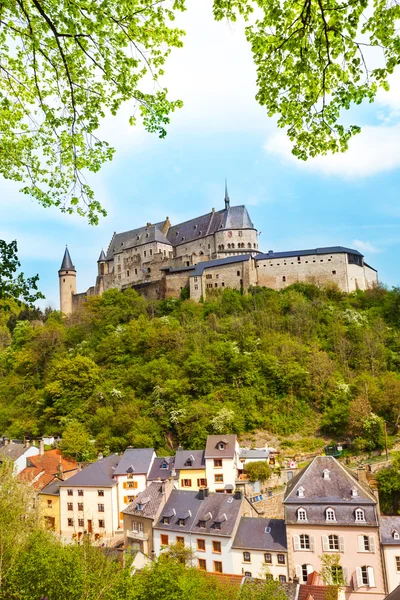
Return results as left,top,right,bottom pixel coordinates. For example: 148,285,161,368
185,455,194,467
137,503,143,511
161,462,168,469
214,522,222,530
178,519,185,527
162,516,170,524
297,486,305,498
297,508,307,522
146,233,149,238
326,508,336,522
199,520,206,528
323,469,330,480
393,531,400,540
355,508,366,522
217,440,228,451
351,488,359,498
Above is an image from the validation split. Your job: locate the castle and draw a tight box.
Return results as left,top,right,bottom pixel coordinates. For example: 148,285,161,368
59,185,378,314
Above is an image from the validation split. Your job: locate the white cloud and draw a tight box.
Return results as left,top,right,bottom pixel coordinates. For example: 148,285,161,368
265,123,400,177
352,240,381,254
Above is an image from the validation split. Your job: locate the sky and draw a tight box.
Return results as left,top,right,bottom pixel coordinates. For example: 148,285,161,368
1,0,400,309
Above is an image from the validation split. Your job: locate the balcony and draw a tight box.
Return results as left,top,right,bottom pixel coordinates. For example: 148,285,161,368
126,529,148,541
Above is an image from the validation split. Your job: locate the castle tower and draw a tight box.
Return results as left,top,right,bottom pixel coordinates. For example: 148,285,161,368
58,247,76,315
97,249,107,276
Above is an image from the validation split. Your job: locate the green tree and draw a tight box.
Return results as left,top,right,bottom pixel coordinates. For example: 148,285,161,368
237,579,287,600
245,461,272,483
59,420,92,460
214,0,400,159
0,240,44,305
377,452,400,514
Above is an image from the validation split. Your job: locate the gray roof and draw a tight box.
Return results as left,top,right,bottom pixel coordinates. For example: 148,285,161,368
114,448,154,476
255,246,363,261
59,455,119,488
205,435,237,459
122,481,165,519
122,225,172,252
105,222,165,260
98,249,106,262
284,456,377,527
232,517,287,552
189,255,251,278
174,450,205,471
0,442,31,462
385,585,400,600
240,449,270,460
148,457,174,481
59,247,75,271
39,479,62,496
155,490,242,536
380,517,400,545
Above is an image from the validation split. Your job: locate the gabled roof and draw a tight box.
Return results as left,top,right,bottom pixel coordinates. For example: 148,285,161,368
114,448,154,476
39,479,62,497
59,247,76,271
232,517,287,552
122,225,172,251
59,455,119,488
240,448,270,460
205,435,237,459
122,481,165,519
189,255,251,278
255,247,362,261
0,442,36,462
174,450,205,471
380,516,400,545
147,457,174,481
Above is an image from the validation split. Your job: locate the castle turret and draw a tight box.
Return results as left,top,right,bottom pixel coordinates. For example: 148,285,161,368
97,249,107,276
58,247,76,315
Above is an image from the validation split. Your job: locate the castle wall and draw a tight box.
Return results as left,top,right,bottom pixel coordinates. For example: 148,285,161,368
364,264,378,289
255,252,350,291
173,234,215,260
164,271,191,299
190,259,253,301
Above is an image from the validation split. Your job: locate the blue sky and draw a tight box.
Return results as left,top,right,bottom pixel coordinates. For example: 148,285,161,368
1,0,400,308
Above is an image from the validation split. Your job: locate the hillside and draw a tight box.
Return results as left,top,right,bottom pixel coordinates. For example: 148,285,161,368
1,284,400,455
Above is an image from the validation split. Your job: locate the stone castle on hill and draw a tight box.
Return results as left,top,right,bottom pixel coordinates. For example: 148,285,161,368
59,184,378,314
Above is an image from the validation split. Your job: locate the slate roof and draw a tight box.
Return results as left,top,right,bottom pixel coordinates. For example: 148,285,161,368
189,255,251,278
205,435,237,459
59,454,119,488
98,249,106,262
59,247,75,271
113,448,154,476
122,225,172,251
385,585,400,600
240,449,270,460
174,450,205,471
255,247,362,261
284,456,377,527
39,479,62,497
18,449,78,490
232,517,287,552
380,516,400,545
0,442,32,462
122,481,165,519
105,222,165,260
155,489,242,536
147,457,174,481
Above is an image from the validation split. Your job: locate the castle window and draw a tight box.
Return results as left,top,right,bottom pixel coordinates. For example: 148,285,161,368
208,244,211,249
320,259,323,262
194,285,198,290
254,243,256,248
313,259,316,262
148,268,151,274
297,508,307,522
222,282,225,287
144,251,146,257
332,270,336,275
146,233,149,238
238,231,243,237
248,243,251,248
150,249,152,256
297,256,301,261
305,261,308,264
194,225,197,230
282,276,286,282
63,278,65,282
135,268,137,275
127,270,130,277
328,258,331,261
227,244,231,249
237,271,240,276
326,508,336,522
231,243,235,249
216,274,219,279
194,277,198,282
186,261,190,267
215,283,218,288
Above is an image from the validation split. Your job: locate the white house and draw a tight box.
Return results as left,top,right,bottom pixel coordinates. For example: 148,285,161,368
205,435,239,493
380,517,400,593
113,448,156,525
0,440,39,474
231,517,288,582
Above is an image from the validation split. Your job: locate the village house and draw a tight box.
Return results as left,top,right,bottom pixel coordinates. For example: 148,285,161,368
174,449,206,491
147,457,175,482
58,454,120,542
284,456,385,599
205,435,240,493
112,447,156,525
231,517,288,581
18,443,78,490
39,479,63,533
0,439,39,474
380,517,400,594
122,478,174,555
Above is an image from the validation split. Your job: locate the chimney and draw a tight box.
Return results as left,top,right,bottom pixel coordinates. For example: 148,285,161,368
204,487,209,498
357,466,368,485
77,462,82,472
234,489,242,500
4,438,10,446
198,488,205,500
39,439,44,456
211,207,215,214
25,439,30,449
58,460,64,480
146,222,152,229
162,217,171,235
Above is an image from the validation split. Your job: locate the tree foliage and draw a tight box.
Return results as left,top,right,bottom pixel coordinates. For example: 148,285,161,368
244,460,272,483
213,0,400,159
0,240,44,305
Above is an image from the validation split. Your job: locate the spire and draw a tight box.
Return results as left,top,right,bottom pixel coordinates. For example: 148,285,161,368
97,249,106,262
59,246,75,271
224,179,230,210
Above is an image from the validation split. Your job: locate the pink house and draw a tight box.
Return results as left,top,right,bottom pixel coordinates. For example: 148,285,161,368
284,456,385,599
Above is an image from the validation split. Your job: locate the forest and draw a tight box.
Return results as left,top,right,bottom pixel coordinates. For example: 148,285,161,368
1,283,400,456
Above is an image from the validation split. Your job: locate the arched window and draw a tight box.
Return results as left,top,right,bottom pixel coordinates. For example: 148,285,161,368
355,508,365,522
297,508,307,522
393,530,400,540
221,245,224,250
248,243,252,248
326,508,336,522
231,243,235,249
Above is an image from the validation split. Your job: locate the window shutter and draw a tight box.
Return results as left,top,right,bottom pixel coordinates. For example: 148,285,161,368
358,535,364,552
356,567,363,589
123,482,127,489
295,565,302,578
293,535,300,551
134,481,138,489
369,536,376,553
322,535,329,551
339,536,345,553
343,567,349,586
310,536,315,552
306,564,314,576
124,496,127,503
367,567,375,587
197,479,201,487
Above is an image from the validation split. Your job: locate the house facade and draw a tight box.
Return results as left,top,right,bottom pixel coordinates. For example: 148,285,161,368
39,479,62,533
174,449,206,491
284,456,385,599
380,517,400,593
205,435,240,493
0,440,39,474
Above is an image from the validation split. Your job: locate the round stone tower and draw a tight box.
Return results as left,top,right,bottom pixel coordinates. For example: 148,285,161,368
58,246,76,315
